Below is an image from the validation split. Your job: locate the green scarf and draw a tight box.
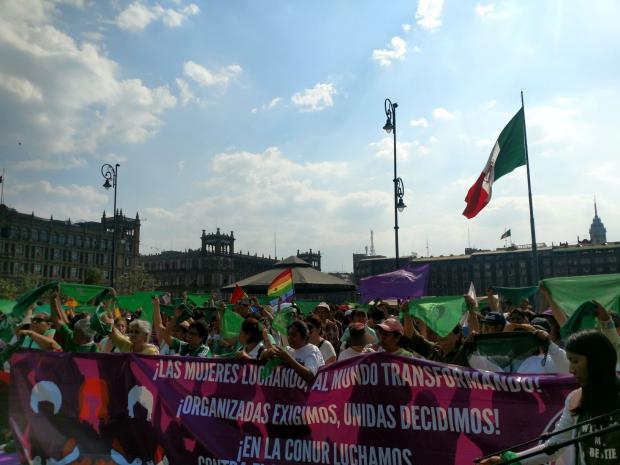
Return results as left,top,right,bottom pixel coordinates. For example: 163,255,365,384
405,296,466,337
542,274,620,317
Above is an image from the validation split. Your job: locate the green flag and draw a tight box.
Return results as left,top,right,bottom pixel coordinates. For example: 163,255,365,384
12,282,111,318
406,296,466,337
560,301,599,340
0,300,16,315
294,300,322,316
187,293,212,308
220,308,244,339
494,286,538,305
272,307,297,335
542,274,620,317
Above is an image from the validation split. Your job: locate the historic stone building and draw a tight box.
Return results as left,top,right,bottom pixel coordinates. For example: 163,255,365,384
0,204,140,285
354,204,618,296
141,229,320,294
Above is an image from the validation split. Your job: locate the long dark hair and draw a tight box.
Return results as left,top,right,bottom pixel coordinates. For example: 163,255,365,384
565,330,619,417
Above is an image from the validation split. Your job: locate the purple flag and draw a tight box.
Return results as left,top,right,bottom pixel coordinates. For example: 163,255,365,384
359,264,430,302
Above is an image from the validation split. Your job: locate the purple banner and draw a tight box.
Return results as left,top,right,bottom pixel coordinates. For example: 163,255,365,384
9,350,575,465
359,264,431,302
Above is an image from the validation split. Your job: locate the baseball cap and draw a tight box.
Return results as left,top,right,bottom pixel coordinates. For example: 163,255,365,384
530,317,551,333
482,312,506,326
377,318,404,336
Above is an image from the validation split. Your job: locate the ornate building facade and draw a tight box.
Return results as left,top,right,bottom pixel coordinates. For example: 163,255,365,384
140,228,279,293
0,204,140,285
354,206,617,296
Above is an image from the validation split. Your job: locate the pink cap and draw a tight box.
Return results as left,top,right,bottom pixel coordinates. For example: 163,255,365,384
377,318,404,336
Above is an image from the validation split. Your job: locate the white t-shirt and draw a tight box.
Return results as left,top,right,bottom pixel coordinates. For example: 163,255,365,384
286,343,325,375
338,347,366,361
245,342,264,359
316,339,336,363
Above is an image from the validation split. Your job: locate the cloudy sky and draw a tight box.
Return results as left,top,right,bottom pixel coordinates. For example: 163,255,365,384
1,0,619,272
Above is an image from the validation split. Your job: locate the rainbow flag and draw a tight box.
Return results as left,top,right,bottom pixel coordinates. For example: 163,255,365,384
267,268,294,306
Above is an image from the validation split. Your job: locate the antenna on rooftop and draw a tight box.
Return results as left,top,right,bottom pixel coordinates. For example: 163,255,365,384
426,238,430,257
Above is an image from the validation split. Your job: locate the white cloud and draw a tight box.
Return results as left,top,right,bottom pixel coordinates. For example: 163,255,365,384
416,0,444,31
291,82,336,112
402,23,412,32
0,72,43,101
13,156,86,170
140,147,390,269
183,61,242,88
526,98,584,157
432,107,458,120
178,160,185,171
250,108,257,114
412,45,422,53
0,2,177,159
175,78,198,106
116,1,200,31
372,36,407,66
369,137,414,161
94,152,128,163
475,2,516,20
485,100,497,109
265,97,282,110
475,3,495,17
10,180,108,221
410,118,429,127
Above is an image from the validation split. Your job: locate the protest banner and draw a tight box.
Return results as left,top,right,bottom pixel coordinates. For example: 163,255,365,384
9,351,575,465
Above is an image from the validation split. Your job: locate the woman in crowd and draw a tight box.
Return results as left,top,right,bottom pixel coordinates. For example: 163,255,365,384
306,315,336,365
236,317,264,359
261,320,324,383
338,322,374,361
376,318,415,357
480,330,620,465
98,317,127,353
18,312,59,351
109,319,159,355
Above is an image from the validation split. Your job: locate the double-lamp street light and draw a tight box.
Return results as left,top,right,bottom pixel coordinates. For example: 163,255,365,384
101,163,119,289
383,99,406,269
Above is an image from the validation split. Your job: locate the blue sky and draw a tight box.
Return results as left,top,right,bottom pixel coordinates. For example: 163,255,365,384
1,0,619,272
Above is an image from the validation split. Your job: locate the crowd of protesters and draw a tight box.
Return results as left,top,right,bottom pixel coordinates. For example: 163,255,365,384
2,285,618,379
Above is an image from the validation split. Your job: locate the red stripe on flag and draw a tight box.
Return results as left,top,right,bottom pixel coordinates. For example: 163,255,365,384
230,285,248,304
268,269,293,293
462,172,490,219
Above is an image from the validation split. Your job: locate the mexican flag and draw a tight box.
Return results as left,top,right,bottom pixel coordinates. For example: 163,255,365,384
462,108,526,219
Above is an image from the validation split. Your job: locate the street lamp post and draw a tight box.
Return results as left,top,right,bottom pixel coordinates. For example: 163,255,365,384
383,99,406,269
101,163,119,289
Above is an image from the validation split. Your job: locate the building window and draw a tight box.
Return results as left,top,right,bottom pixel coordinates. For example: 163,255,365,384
59,234,66,245
51,232,58,244
67,235,74,246
15,245,23,257
53,248,62,260
21,228,29,240
71,250,78,262
75,236,82,247
34,264,42,274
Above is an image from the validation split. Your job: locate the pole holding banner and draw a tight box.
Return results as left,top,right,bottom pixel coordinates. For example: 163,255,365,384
521,91,540,283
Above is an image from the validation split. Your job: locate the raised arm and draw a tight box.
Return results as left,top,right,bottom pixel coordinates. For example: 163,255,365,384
152,297,166,344
539,284,567,326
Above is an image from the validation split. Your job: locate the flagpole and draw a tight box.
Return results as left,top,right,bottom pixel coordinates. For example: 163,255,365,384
521,91,540,282
0,168,4,205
